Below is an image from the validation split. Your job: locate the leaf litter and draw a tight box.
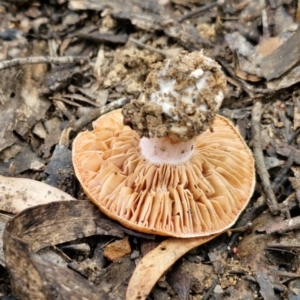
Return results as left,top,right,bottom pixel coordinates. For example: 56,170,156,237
1,0,300,299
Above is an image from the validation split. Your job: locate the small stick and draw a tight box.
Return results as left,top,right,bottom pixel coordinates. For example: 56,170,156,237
227,222,252,235
251,101,279,215
178,1,223,23
271,150,294,192
268,270,300,279
129,37,171,57
0,56,88,71
72,97,130,132
60,97,130,146
288,128,300,144
202,278,218,300
262,215,300,234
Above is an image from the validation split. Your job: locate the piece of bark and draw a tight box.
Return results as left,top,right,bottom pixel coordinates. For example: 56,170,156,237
103,236,132,261
44,144,75,194
274,139,300,164
95,256,135,291
167,262,191,300
255,270,276,300
260,27,300,80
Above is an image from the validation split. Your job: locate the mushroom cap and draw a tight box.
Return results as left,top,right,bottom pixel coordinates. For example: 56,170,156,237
72,109,255,238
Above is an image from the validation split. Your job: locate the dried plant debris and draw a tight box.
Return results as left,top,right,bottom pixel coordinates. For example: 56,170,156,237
0,175,75,214
0,214,12,266
260,26,300,81
43,144,74,193
166,262,191,300
3,200,125,299
94,256,135,299
0,145,45,176
69,0,214,49
103,236,132,261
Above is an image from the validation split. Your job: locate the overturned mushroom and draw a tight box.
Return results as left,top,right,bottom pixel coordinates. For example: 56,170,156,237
72,52,255,238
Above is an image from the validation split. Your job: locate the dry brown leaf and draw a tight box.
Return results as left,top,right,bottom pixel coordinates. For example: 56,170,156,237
3,200,123,299
126,234,221,300
0,175,75,214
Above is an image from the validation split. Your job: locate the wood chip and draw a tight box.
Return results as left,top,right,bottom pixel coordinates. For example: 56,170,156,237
255,270,276,300
260,27,300,81
103,236,132,261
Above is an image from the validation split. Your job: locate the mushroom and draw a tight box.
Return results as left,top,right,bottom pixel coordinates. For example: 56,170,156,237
72,52,255,238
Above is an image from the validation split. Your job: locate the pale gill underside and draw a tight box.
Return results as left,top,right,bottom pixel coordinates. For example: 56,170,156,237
72,109,255,237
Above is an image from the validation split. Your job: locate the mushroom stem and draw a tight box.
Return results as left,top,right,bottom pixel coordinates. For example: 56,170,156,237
140,137,195,165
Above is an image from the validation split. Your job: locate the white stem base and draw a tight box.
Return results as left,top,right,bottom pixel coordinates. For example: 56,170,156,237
139,137,195,165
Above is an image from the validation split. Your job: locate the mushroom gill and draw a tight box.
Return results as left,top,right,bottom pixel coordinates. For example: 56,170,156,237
72,108,255,237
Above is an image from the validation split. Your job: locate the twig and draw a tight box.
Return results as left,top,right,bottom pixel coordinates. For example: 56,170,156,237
117,225,156,240
129,37,171,57
178,0,223,23
51,97,81,107
202,278,218,300
261,215,300,234
72,97,130,132
251,101,279,215
288,128,300,144
77,32,128,44
271,150,294,192
227,202,265,249
268,269,300,279
227,222,252,235
0,56,88,71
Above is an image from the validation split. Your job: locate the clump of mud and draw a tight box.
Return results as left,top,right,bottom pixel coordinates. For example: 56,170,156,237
122,51,227,142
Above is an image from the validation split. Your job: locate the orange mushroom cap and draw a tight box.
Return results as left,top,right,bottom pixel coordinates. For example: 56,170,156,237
72,108,255,237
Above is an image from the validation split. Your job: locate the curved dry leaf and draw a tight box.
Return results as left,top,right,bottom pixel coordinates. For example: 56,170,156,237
3,200,124,299
6,200,124,252
0,175,75,214
126,233,221,300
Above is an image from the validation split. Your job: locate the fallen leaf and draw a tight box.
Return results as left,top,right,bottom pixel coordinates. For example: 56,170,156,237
6,200,124,252
0,175,75,214
126,234,221,300
260,26,300,81
3,200,124,299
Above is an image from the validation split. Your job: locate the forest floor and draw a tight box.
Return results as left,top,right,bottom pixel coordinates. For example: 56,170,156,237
1,0,300,299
